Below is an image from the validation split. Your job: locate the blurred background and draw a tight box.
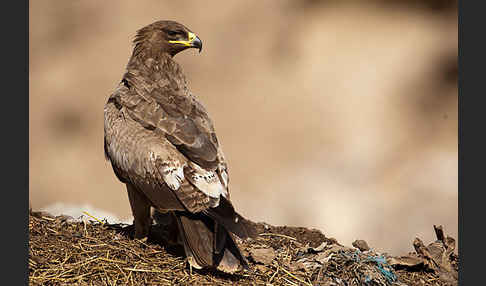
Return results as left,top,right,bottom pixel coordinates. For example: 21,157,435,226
29,1,457,256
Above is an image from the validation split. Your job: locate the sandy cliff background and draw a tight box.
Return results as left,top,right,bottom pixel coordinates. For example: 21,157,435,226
29,0,457,255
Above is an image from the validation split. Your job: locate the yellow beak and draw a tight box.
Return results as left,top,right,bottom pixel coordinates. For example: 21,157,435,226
168,32,202,52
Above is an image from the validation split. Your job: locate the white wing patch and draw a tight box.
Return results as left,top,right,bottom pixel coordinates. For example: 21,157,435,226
146,147,186,191
161,164,185,190
186,162,227,199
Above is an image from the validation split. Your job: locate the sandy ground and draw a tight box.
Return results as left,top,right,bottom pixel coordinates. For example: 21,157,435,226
29,1,457,255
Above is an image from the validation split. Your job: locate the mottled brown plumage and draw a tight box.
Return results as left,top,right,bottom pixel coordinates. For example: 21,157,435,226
104,20,253,273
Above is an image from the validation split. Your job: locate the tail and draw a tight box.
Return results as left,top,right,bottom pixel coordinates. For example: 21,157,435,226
172,207,252,273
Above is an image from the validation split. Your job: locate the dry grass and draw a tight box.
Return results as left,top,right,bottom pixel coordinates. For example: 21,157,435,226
29,211,457,285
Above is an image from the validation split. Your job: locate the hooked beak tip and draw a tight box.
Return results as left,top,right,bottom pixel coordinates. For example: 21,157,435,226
193,36,202,53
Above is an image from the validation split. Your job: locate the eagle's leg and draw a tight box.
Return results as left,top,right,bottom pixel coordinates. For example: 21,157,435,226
126,183,152,239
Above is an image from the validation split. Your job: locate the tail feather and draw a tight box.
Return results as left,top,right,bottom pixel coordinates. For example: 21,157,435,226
218,227,250,272
214,222,226,255
173,211,249,273
203,197,257,240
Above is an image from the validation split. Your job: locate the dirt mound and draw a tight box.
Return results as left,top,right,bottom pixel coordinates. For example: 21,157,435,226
29,211,458,285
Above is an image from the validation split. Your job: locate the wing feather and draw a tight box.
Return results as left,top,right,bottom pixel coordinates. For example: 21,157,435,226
116,78,220,170
104,84,227,213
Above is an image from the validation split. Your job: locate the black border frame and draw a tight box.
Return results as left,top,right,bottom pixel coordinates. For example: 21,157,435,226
458,0,473,285
7,0,28,284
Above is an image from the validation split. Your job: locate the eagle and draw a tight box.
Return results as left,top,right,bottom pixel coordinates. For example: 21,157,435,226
103,20,254,273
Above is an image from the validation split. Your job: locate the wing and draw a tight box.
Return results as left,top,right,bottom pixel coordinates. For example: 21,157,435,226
120,64,221,171
104,83,230,213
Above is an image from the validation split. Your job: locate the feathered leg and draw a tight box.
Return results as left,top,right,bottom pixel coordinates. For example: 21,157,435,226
126,183,152,239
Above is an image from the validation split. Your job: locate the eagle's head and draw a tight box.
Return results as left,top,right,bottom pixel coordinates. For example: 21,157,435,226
133,20,202,58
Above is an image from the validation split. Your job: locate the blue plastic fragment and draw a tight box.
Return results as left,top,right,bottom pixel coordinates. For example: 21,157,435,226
366,255,397,283
352,251,360,262
339,249,361,262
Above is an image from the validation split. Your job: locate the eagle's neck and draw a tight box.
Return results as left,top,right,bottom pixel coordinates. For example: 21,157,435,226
124,53,190,96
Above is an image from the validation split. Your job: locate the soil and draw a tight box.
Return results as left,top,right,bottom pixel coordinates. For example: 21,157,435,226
29,211,458,285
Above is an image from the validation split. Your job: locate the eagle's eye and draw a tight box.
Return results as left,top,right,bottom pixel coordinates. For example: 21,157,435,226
167,30,179,37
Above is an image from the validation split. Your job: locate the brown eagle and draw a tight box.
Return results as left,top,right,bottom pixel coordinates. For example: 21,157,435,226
104,20,253,273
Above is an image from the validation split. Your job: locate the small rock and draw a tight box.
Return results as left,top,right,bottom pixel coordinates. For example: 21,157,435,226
249,247,276,265
352,239,370,251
